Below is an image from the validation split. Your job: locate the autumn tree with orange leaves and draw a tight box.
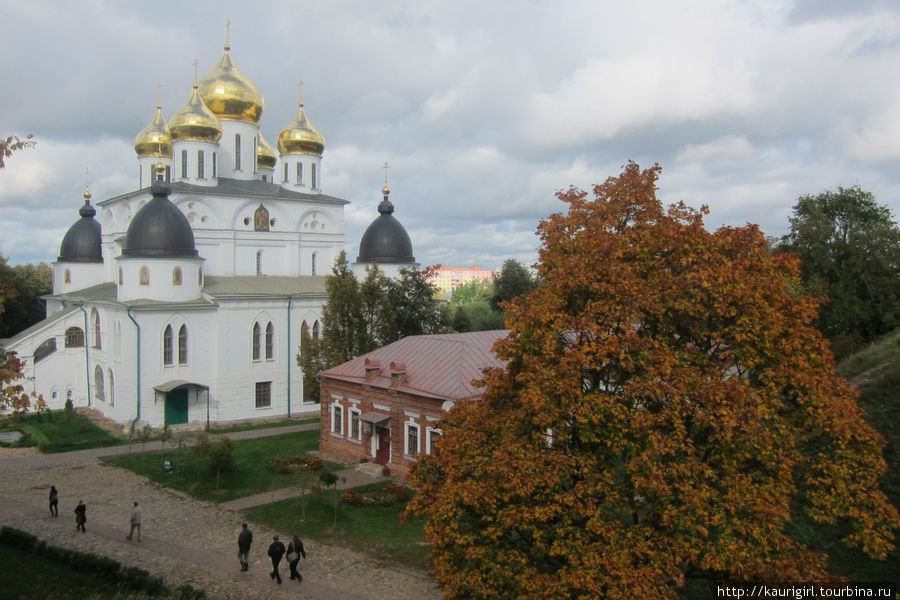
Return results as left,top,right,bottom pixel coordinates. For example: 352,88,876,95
408,162,899,599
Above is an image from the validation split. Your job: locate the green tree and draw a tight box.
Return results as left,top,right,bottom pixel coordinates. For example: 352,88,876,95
359,265,393,350
387,266,447,339
0,261,52,338
320,251,365,365
780,186,900,357
491,258,538,311
409,163,899,599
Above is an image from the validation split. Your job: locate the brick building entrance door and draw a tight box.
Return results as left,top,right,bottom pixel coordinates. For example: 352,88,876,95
375,426,390,465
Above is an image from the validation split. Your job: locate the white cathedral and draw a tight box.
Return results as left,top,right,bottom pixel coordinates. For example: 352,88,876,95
1,40,418,430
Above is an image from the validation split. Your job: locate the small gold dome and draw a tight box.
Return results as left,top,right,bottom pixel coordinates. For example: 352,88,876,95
277,102,325,156
170,85,223,143
134,104,171,157
198,46,264,123
257,132,277,170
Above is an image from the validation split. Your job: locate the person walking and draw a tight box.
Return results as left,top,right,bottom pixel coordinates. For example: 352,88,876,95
74,500,86,533
267,534,285,584
286,534,307,582
237,523,253,572
126,501,142,542
48,486,58,517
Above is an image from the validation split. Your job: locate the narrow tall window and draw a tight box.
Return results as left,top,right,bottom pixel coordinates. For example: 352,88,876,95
108,369,115,406
350,409,361,440
197,150,204,179
296,162,302,185
163,325,173,365
64,269,71,284
181,150,188,179
139,266,150,286
118,267,123,285
92,308,101,349
198,267,203,286
311,252,317,275
311,163,317,189
331,404,343,435
94,365,105,401
165,165,171,182
283,163,288,183
234,134,241,170
265,322,274,360
253,137,258,174
252,322,261,361
406,422,420,456
172,266,183,286
256,250,262,275
178,324,188,365
212,152,217,178
312,321,320,340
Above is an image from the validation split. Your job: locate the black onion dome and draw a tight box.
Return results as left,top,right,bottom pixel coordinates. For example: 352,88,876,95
122,179,197,258
58,194,102,263
356,194,415,263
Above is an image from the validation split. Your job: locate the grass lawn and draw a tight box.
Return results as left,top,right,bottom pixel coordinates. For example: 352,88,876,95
104,430,342,503
0,542,172,600
0,411,124,453
245,482,430,571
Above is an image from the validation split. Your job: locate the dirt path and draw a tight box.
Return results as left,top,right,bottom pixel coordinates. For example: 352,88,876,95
0,430,441,600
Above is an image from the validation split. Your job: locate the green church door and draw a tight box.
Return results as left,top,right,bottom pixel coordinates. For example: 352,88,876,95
165,388,188,426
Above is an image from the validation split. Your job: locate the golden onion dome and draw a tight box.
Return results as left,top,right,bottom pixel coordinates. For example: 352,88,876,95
197,45,264,123
257,132,277,169
277,98,325,156
169,84,223,143
134,104,171,157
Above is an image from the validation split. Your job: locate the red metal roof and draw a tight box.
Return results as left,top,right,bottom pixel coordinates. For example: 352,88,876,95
319,330,509,401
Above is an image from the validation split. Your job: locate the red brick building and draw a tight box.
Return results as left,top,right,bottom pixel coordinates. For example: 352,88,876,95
318,330,508,478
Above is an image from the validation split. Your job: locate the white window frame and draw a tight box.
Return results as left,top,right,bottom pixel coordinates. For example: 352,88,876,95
426,427,442,455
330,403,344,437
349,407,361,442
404,420,420,458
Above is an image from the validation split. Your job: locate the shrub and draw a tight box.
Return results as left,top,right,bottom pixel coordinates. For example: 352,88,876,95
265,455,324,474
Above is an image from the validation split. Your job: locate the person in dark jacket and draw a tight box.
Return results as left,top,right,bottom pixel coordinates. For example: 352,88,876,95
267,534,286,584
286,534,307,582
48,486,58,517
74,500,86,532
237,523,253,571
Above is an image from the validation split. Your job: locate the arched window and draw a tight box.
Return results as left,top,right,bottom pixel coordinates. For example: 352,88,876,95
172,266,183,286
64,269,71,284
312,320,320,340
34,338,57,362
163,325,173,365
256,250,262,275
265,322,274,360
94,365,105,401
91,308,101,349
178,324,188,364
197,150,205,179
296,162,302,185
108,369,115,406
118,267,123,285
252,322,261,361
139,265,150,286
65,327,84,348
311,252,317,275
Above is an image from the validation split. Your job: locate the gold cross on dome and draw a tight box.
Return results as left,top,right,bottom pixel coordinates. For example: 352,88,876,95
225,18,231,49
383,161,390,185
156,82,162,108
298,80,304,105
193,58,199,85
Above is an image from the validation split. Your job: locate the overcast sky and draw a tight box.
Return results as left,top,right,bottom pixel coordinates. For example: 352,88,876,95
2,0,899,270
